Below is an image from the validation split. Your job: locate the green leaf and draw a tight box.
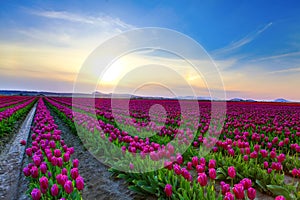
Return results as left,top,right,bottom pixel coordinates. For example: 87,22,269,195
141,185,157,195
128,185,145,195
255,180,267,192
266,185,291,200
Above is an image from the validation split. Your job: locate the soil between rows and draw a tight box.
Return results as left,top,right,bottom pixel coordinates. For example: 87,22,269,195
46,104,155,200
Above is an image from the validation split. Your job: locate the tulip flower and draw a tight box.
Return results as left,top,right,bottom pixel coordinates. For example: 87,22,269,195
263,161,269,169
76,176,84,191
63,153,70,162
39,176,49,190
232,183,244,199
209,168,216,180
73,159,79,168
31,188,41,200
51,184,59,196
224,192,234,200
176,154,183,164
71,168,79,180
221,182,230,195
228,166,236,179
208,159,216,168
64,180,74,194
20,139,26,145
173,164,181,175
192,156,198,167
186,162,193,170
54,149,62,157
275,196,286,200
197,172,207,187
164,184,172,197
23,167,31,177
247,187,256,200
31,166,39,178
240,178,252,189
33,155,41,167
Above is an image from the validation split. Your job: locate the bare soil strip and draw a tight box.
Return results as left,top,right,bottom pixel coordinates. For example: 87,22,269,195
0,104,36,199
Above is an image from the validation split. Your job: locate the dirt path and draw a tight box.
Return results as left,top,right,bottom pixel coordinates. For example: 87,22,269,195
47,104,151,200
0,104,36,199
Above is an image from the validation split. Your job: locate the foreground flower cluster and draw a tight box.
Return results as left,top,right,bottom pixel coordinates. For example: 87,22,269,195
22,98,84,199
45,97,300,199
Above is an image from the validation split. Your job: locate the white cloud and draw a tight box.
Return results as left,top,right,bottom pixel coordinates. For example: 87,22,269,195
268,67,300,74
212,22,272,56
250,51,300,62
28,10,135,30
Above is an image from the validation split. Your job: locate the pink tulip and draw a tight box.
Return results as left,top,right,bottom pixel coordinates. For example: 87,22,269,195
64,180,74,194
240,178,252,189
20,140,26,145
31,166,39,178
275,196,286,200
197,172,207,187
208,159,216,168
233,183,244,199
192,156,198,167
221,182,230,195
164,184,172,197
228,166,236,179
51,184,59,196
247,187,256,200
224,192,234,200
23,167,31,177
209,168,216,180
31,188,41,200
71,168,79,180
73,159,79,168
54,149,62,157
76,176,84,191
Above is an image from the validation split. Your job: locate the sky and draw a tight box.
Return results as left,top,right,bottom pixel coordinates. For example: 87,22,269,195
0,0,300,101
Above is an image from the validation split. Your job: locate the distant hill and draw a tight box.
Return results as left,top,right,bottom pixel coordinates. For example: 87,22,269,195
274,98,290,103
229,98,257,102
229,98,244,102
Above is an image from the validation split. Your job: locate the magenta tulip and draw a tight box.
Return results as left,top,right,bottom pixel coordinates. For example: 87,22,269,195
164,184,172,197
228,166,236,179
31,188,41,200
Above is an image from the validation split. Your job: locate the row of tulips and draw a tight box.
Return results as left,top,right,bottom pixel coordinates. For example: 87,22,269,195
0,96,33,110
0,97,36,138
22,98,84,200
0,97,36,122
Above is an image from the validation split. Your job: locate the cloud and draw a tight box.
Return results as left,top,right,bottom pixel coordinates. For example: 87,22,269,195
212,22,273,56
268,67,300,74
250,51,300,62
28,9,135,30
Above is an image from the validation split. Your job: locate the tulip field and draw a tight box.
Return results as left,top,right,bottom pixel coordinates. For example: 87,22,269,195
0,96,300,199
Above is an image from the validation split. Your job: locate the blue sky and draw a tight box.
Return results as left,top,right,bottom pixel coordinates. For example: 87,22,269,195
0,1,300,101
